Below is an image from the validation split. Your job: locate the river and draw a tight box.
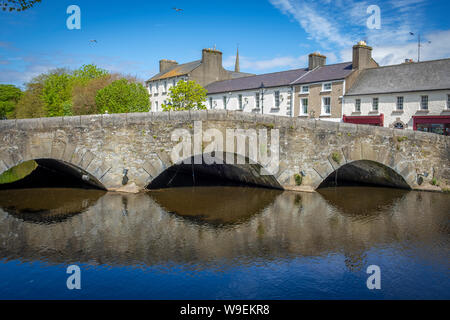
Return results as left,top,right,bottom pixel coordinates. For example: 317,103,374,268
0,186,448,299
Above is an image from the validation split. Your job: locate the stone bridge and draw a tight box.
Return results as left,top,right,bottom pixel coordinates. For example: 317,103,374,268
0,110,449,192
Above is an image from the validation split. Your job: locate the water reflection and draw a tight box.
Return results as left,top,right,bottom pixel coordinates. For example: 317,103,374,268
149,187,282,225
0,188,105,223
0,187,448,272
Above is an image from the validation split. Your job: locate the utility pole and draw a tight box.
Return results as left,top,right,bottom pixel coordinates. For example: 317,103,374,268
410,32,431,62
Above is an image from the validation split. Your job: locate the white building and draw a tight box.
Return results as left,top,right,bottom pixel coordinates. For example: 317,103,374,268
146,48,252,112
205,43,378,120
343,58,450,135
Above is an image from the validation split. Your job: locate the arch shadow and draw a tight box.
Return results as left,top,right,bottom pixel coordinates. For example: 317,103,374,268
147,152,283,190
0,158,106,190
317,160,412,190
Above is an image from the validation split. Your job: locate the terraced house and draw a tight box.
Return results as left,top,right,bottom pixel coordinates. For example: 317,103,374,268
146,48,252,111
205,41,378,121
342,58,450,135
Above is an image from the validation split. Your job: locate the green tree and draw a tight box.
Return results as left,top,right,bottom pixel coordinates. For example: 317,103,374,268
0,84,22,119
73,64,109,85
162,80,207,111
95,79,150,114
15,74,48,119
72,74,116,115
41,69,74,117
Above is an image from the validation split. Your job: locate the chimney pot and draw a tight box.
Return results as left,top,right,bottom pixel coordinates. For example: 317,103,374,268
308,52,327,70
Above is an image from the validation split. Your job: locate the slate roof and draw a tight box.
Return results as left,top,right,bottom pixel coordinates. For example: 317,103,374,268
292,62,353,85
346,58,450,96
205,62,354,94
205,68,309,94
148,60,202,82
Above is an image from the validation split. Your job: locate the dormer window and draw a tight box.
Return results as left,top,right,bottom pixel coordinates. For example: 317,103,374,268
322,82,332,91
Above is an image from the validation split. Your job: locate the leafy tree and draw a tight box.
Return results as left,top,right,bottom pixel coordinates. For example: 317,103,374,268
15,81,46,119
95,79,150,114
162,80,207,111
41,70,73,117
1,0,41,12
0,84,22,119
72,74,117,115
73,64,109,85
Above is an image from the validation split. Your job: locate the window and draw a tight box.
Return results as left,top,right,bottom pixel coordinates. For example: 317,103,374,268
301,98,308,115
209,97,213,109
255,92,260,109
155,101,158,111
173,79,176,87
148,83,152,93
301,86,309,93
372,98,379,111
274,91,280,108
155,83,159,94
322,82,332,91
223,96,227,109
322,97,331,115
447,94,450,109
164,81,167,93
238,94,243,110
397,96,404,111
355,99,361,112
421,95,428,110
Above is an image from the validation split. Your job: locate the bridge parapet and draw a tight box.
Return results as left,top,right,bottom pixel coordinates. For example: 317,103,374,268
1,111,449,192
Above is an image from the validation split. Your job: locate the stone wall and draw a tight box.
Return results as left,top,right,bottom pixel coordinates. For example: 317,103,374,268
0,110,449,191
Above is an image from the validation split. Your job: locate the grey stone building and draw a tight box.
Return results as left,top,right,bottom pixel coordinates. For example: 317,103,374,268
146,48,252,111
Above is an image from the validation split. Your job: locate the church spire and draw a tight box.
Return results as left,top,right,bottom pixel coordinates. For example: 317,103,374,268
235,46,240,73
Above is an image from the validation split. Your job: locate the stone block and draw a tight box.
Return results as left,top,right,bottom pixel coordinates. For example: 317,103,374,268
316,120,339,132
313,161,335,179
190,110,207,121
80,114,102,128
16,118,43,131
43,117,64,129
342,143,362,162
338,122,357,134
152,112,169,122
169,110,190,121
79,150,96,170
207,109,227,121
296,118,316,130
0,119,16,130
63,116,81,127
127,112,150,125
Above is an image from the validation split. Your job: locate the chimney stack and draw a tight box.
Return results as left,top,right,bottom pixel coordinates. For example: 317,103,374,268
352,41,373,70
308,52,326,70
159,59,178,73
202,48,223,70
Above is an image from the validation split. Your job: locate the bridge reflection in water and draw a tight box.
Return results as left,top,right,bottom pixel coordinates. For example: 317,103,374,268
0,187,448,273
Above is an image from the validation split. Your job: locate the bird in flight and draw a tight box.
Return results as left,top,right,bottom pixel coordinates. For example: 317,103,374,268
172,7,183,12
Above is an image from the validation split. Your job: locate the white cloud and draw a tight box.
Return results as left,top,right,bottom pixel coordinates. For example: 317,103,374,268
269,0,353,48
269,0,450,66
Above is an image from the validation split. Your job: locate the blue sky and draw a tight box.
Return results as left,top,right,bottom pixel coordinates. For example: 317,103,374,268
1,0,449,87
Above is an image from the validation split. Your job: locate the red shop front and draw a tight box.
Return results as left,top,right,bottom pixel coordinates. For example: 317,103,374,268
343,114,384,127
412,115,450,136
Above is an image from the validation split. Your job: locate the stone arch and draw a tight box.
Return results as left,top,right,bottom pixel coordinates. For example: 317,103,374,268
309,143,417,190
145,151,283,190
0,146,109,190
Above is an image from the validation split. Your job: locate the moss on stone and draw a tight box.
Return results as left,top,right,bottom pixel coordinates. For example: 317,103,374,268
331,152,341,163
294,173,303,186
